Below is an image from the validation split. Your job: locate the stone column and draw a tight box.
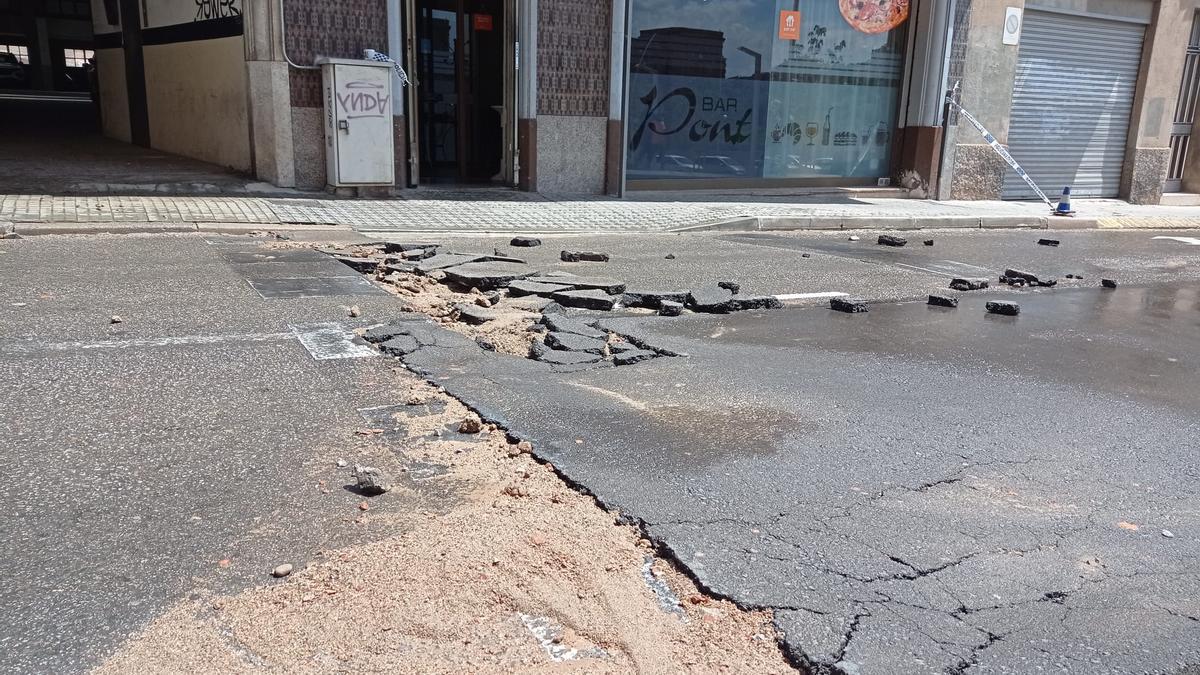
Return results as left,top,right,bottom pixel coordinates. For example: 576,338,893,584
947,0,1024,200
243,0,296,187
1123,0,1198,204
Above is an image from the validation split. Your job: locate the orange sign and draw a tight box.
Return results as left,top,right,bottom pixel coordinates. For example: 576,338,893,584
779,10,802,40
474,14,493,31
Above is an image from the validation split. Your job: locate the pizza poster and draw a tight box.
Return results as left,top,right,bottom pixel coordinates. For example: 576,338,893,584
840,0,910,35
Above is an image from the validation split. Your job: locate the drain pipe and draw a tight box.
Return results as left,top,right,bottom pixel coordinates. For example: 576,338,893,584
278,0,319,70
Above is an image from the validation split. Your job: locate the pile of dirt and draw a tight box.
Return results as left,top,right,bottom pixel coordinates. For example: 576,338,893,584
97,381,794,673
381,272,541,357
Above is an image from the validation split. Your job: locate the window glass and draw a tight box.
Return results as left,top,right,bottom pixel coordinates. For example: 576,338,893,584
626,0,910,184
0,44,29,64
63,49,94,68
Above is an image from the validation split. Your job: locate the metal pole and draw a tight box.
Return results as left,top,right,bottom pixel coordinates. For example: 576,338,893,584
277,0,319,70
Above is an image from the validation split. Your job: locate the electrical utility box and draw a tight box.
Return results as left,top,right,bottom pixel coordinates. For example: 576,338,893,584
318,57,395,187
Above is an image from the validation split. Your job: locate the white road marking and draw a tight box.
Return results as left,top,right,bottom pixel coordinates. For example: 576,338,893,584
1152,236,1200,245
896,263,957,277
290,322,377,360
2,324,376,361
939,260,990,271
569,383,650,410
0,332,293,354
518,614,608,662
774,291,850,301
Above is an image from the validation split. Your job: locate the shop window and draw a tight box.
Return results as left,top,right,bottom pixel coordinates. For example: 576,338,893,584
626,0,910,185
63,48,94,68
0,44,29,64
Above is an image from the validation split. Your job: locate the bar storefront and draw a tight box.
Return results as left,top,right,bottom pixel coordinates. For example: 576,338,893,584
625,0,911,189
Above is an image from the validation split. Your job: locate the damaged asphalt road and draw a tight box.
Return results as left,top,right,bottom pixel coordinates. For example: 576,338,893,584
3,228,1199,673
373,229,1200,673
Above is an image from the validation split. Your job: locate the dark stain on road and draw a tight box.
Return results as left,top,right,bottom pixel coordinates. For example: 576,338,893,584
647,404,805,465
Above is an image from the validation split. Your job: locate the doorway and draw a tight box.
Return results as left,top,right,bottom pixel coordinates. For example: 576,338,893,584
410,0,512,185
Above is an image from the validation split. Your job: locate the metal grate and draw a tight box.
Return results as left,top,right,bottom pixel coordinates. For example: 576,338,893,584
1003,11,1145,199
945,0,973,126
1166,11,1200,191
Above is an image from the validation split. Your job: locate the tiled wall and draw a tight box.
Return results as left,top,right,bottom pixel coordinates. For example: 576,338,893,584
537,0,611,117
284,0,389,108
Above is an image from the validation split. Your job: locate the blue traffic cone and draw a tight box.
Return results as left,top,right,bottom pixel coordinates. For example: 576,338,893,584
1054,187,1075,216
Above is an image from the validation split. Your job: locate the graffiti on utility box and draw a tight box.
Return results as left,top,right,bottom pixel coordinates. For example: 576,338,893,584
336,81,391,120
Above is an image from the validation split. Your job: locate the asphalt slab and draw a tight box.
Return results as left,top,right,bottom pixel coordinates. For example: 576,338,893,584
389,229,1200,674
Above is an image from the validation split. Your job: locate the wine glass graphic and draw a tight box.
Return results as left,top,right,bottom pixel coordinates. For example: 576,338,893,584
805,122,819,146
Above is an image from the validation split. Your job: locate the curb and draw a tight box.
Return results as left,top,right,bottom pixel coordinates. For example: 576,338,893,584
671,214,1200,233
9,222,351,236
671,215,1077,232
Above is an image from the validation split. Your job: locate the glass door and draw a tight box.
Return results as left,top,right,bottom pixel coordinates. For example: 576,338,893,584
416,0,459,182
414,0,506,184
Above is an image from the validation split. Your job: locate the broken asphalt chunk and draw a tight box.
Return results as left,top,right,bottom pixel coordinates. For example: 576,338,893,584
686,286,735,313
728,296,782,311
1102,278,1118,289
878,234,908,247
830,297,868,313
415,252,487,273
530,341,604,366
1004,268,1039,284
353,465,392,495
717,281,741,295
397,247,438,261
508,279,573,298
550,288,618,311
986,300,1020,316
923,239,934,247
658,300,684,317
622,290,690,309
379,335,421,356
544,331,607,354
510,236,542,247
481,254,527,265
330,255,380,273
950,277,989,291
1038,238,1061,247
441,262,537,291
454,303,498,325
362,323,412,343
928,294,959,308
560,250,610,263
687,286,780,313
614,349,658,366
380,242,440,254
594,322,687,358
534,275,626,295
540,314,606,339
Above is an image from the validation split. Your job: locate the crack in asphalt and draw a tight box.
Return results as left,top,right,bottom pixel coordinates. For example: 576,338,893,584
380,328,1200,675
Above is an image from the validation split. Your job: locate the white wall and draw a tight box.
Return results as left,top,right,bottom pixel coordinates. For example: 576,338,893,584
144,35,251,171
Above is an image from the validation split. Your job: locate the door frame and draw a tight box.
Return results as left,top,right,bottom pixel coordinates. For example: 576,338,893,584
403,0,518,187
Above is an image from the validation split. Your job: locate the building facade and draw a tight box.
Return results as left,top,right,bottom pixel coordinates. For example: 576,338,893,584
942,0,1200,204
81,0,1200,204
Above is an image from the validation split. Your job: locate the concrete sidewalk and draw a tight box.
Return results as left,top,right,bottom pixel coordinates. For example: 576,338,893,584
4,192,1200,235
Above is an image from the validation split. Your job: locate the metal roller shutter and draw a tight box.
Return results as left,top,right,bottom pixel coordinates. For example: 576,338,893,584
1002,10,1145,199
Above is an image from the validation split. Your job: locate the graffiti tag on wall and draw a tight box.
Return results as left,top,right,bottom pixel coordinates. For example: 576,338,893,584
194,0,240,21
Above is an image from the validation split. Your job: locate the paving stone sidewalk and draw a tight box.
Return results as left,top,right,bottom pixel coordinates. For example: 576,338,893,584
4,192,1200,233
